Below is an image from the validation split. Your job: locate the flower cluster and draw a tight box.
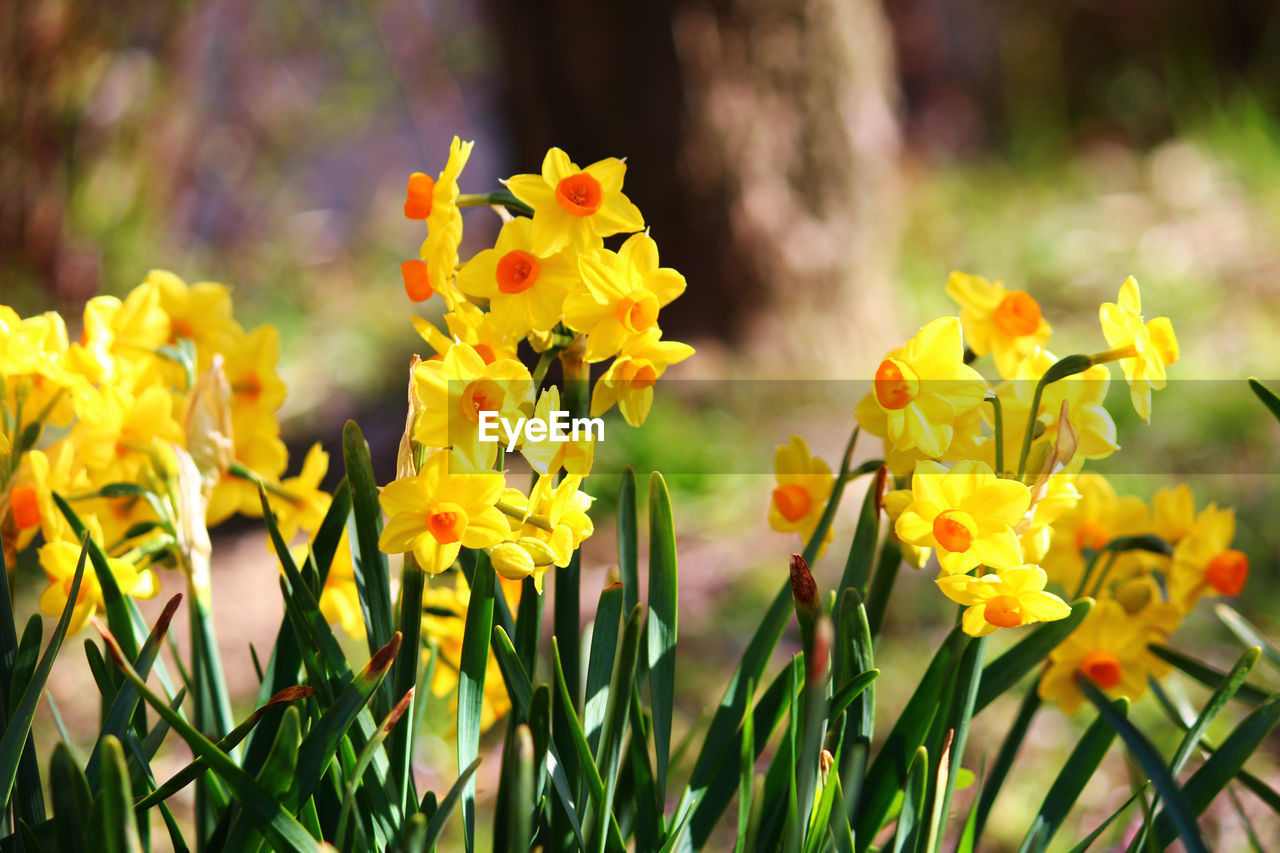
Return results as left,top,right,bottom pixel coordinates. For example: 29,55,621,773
385,139,694,729
0,273,349,632
771,271,1241,713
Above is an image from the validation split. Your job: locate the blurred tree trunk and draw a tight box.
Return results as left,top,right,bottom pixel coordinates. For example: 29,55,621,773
486,0,902,376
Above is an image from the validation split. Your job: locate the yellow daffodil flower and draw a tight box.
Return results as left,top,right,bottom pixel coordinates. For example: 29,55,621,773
504,147,644,255
377,451,507,574
38,523,159,634
411,301,521,366
1040,472,1148,592
1167,503,1247,611
767,436,834,558
1039,600,1156,714
992,347,1118,463
1150,483,1196,544
456,217,580,338
270,443,332,543
856,317,987,459
590,329,693,427
936,566,1071,637
495,474,594,591
412,342,534,471
148,270,242,368
946,272,1052,378
404,136,474,307
1097,276,1178,423
564,232,686,362
882,488,932,568
521,386,594,477
895,460,1030,574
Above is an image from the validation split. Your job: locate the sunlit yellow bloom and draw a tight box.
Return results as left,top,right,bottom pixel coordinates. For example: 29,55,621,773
1098,276,1178,423
412,343,533,471
38,523,159,634
883,489,931,568
421,572,511,733
589,330,693,427
564,233,686,362
1150,483,1195,544
147,270,242,369
377,452,507,574
495,474,594,591
937,567,1071,637
1039,600,1155,714
71,384,184,483
67,283,170,385
269,443,331,543
504,148,644,255
991,347,1118,463
1017,472,1081,564
411,301,522,365
946,272,1051,377
1167,503,1247,611
857,396,987,477
1,308,81,428
221,324,288,436
207,423,289,525
4,443,88,553
856,317,987,459
1040,473,1148,592
895,460,1029,574
405,136,474,308
318,531,364,639
520,386,594,477
456,217,579,338
768,436,834,558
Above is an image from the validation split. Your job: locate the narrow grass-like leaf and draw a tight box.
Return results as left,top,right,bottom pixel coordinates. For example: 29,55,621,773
648,472,679,802
1214,605,1280,671
93,736,142,853
0,538,84,808
1078,677,1208,853
864,538,900,639
391,553,425,812
889,747,927,853
86,594,182,790
1152,695,1280,847
489,626,586,847
50,741,92,852
585,583,624,755
422,758,483,852
738,677,755,851
343,420,394,659
1017,698,1125,853
1150,643,1270,705
594,605,644,851
976,599,1092,713
508,724,536,853
52,496,139,661
1171,647,1261,777
0,542,44,826
96,627,318,851
835,470,882,603
1248,377,1280,422
1065,787,1144,853
796,616,831,849
619,466,640,614
457,551,495,853
337,689,415,850
973,684,1041,843
627,694,661,852
933,635,985,850
854,628,965,852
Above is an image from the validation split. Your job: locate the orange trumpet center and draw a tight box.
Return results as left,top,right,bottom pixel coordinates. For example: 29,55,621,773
461,378,505,423
932,510,973,553
10,485,41,529
772,484,813,523
983,594,1023,628
495,250,541,294
404,172,435,219
401,259,433,302
555,172,603,216
874,358,918,410
1080,649,1123,689
993,290,1042,337
1205,549,1248,596
427,503,468,544
1074,520,1110,554
616,292,659,333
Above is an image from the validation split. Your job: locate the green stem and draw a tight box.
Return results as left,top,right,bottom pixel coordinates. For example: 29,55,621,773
457,190,535,216
973,680,1043,844
986,393,1005,475
1015,354,1093,479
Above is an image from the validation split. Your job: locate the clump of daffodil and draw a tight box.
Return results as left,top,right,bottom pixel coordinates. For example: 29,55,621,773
456,217,580,338
563,232,687,362
403,136,474,307
412,342,534,471
936,566,1070,637
1096,276,1178,423
946,271,1051,378
895,460,1030,574
376,451,508,574
1039,599,1159,714
411,301,521,365
1167,503,1248,611
768,436,835,558
504,147,644,255
590,329,694,427
1149,482,1196,544
855,317,988,459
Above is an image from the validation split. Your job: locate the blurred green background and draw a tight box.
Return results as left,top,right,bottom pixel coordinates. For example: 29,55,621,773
5,0,1280,848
